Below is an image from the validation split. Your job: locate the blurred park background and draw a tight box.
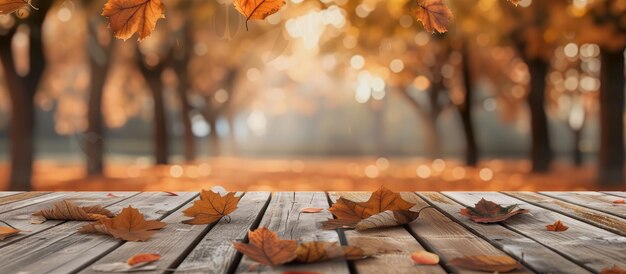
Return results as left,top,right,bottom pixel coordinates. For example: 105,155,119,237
0,0,625,191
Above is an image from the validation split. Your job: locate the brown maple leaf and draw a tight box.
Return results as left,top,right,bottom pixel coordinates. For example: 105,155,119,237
101,0,165,41
329,187,415,221
0,226,20,240
233,227,298,266
414,0,453,33
354,207,431,231
601,265,626,274
182,189,241,225
546,220,569,232
80,206,166,241
0,0,36,15
234,0,286,30
31,200,114,224
449,255,523,273
460,198,528,223
294,241,368,263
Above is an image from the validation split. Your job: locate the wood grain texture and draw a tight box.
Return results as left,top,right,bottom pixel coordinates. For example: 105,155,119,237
329,192,447,274
0,192,135,247
235,192,350,274
0,192,58,213
505,191,626,237
540,192,626,219
603,191,626,198
175,192,270,274
418,192,591,274
0,191,22,198
444,192,626,272
402,193,530,274
0,192,197,274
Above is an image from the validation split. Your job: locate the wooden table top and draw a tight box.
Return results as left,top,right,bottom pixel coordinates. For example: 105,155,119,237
0,191,624,273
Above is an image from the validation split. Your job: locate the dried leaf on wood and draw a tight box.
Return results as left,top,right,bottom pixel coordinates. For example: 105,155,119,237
80,206,166,241
301,207,323,213
601,265,626,274
182,189,240,225
411,250,439,265
613,199,625,204
163,191,178,196
101,0,165,41
0,0,35,15
233,227,297,266
31,200,114,224
414,0,453,33
294,241,368,263
127,253,160,266
449,255,523,273
234,0,286,29
354,207,432,231
546,220,569,232
0,226,20,240
460,198,528,223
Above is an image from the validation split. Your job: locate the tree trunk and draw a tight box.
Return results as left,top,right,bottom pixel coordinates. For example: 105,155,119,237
85,22,114,176
173,21,195,162
176,83,195,161
206,113,220,156
598,49,625,185
423,113,441,158
527,58,552,173
459,40,479,166
146,75,169,165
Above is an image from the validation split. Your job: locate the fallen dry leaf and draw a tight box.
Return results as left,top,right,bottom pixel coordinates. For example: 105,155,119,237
613,199,625,204
163,191,178,196
411,250,439,265
234,0,286,30
0,226,20,240
294,241,368,263
182,189,240,225
301,207,323,213
233,227,298,266
0,0,35,15
414,0,453,33
601,265,626,274
80,206,166,241
449,255,523,273
460,198,528,223
31,200,114,224
546,220,569,232
354,207,431,231
127,253,161,266
101,0,165,41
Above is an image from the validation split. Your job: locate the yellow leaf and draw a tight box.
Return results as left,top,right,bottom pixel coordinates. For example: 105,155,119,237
101,0,165,41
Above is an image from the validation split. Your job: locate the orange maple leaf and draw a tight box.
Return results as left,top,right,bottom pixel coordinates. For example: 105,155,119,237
182,189,241,225
80,206,166,241
233,227,298,266
460,198,528,223
234,0,286,30
0,0,36,15
414,0,453,33
101,0,165,41
546,220,569,232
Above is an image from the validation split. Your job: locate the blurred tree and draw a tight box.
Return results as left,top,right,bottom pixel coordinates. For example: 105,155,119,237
0,0,54,190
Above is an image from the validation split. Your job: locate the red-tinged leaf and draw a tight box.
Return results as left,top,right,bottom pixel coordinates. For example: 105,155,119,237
301,207,323,213
107,193,119,197
613,199,625,204
127,253,160,266
601,265,626,274
411,250,439,265
546,220,569,232
163,191,178,196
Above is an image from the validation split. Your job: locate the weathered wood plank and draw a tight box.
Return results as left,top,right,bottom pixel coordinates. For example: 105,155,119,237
175,192,271,274
235,192,350,274
0,192,57,213
444,192,626,272
0,192,197,274
540,192,626,219
505,191,626,237
402,193,530,274
0,192,134,247
329,192,447,274
0,191,22,198
418,192,591,274
602,191,626,199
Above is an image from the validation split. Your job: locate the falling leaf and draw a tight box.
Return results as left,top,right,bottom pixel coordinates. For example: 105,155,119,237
31,200,114,224
80,206,166,242
0,0,36,15
182,189,240,225
233,0,286,30
329,187,415,221
613,199,625,204
0,226,20,240
460,198,528,223
294,241,368,263
233,227,298,266
101,0,165,41
163,191,178,196
127,253,161,266
301,207,323,213
449,255,523,272
601,265,626,274
411,251,439,265
414,0,453,33
546,220,569,232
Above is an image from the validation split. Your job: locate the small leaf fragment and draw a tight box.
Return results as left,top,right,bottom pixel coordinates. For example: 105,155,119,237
601,265,626,274
127,253,161,266
411,250,439,265
0,226,20,240
546,220,569,232
449,255,523,273
163,191,178,196
613,199,625,204
301,207,323,213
